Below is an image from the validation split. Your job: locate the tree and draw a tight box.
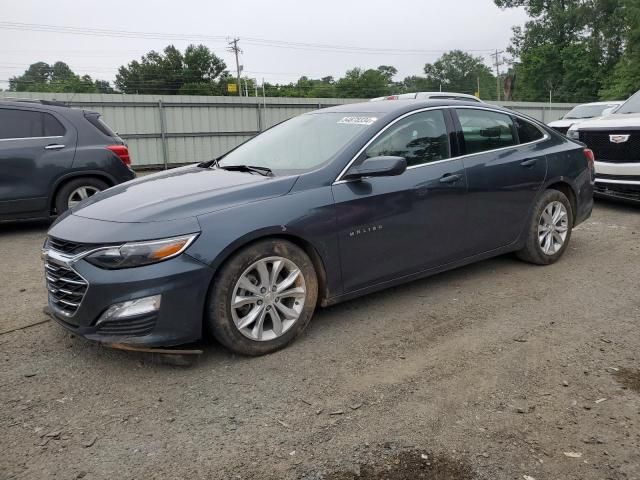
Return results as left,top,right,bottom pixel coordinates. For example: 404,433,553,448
495,0,628,101
601,0,640,98
115,44,228,95
8,61,112,93
422,50,496,99
335,67,391,98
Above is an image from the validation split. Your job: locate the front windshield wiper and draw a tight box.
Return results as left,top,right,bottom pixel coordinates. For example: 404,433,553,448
217,164,273,176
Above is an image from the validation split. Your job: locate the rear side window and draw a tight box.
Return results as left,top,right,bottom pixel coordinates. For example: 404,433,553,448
513,117,544,143
85,113,117,138
0,109,66,139
365,109,450,167
456,109,516,155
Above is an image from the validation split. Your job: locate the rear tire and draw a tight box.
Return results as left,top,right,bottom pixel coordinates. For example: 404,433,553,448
517,189,573,265
206,239,318,356
54,177,108,214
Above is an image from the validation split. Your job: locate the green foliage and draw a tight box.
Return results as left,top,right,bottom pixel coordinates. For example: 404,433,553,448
115,44,228,95
422,50,497,99
496,0,636,102
600,0,640,99
335,68,391,98
8,61,112,93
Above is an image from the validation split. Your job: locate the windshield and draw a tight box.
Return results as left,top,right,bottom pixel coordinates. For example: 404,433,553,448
564,104,617,119
218,112,377,174
617,90,640,114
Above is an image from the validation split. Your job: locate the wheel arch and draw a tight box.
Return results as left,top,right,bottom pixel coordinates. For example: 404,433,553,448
545,179,578,225
49,171,117,214
208,230,330,307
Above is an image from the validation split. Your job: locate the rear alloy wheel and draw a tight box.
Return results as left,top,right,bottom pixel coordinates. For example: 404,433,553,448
517,189,573,265
207,239,318,355
55,177,109,215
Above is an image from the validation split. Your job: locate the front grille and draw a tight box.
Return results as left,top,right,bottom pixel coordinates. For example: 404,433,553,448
552,126,570,135
96,314,157,336
47,237,99,256
44,261,88,317
580,130,640,163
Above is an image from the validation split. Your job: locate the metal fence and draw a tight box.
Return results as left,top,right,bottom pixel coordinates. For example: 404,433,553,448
1,92,578,169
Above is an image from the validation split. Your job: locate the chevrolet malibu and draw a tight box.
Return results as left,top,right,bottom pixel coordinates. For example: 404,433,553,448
43,100,594,355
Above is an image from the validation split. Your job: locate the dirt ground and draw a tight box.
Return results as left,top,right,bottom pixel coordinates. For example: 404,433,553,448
1,200,639,480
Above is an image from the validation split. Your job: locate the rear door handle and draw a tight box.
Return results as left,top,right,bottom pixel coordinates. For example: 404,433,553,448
439,173,462,184
45,144,65,150
521,158,537,167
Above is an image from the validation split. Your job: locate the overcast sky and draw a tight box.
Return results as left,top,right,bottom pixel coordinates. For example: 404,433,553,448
1,0,528,88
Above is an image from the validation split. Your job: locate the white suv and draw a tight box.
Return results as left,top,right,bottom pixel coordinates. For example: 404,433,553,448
568,91,640,202
548,101,623,135
370,92,483,103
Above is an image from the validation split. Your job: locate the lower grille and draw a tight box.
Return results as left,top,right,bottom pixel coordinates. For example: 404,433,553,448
595,183,640,200
96,314,157,336
580,131,640,163
45,262,88,316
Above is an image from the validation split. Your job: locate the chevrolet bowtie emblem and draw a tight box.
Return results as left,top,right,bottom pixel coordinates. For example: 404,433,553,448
609,134,630,144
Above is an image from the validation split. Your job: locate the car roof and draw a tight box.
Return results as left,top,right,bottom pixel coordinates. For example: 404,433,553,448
574,100,624,107
316,99,502,115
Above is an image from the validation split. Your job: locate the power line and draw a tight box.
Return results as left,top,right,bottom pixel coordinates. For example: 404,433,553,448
0,21,497,56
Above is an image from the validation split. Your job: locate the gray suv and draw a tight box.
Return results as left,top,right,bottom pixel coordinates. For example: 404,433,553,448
0,99,135,221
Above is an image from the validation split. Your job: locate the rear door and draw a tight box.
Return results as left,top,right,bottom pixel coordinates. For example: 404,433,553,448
332,108,468,293
0,107,77,216
453,107,547,255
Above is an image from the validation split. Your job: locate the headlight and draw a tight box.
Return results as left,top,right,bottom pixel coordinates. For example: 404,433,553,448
567,129,580,140
85,234,198,269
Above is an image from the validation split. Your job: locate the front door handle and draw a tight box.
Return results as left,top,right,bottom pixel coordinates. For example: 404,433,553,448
439,173,462,184
521,158,537,167
45,144,65,150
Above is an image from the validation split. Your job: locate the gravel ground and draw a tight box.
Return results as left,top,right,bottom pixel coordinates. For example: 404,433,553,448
1,200,639,480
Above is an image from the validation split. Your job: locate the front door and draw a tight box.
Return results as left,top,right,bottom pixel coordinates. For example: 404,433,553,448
332,108,468,293
0,107,75,216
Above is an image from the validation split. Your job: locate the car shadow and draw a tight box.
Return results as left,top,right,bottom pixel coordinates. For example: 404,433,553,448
0,218,51,235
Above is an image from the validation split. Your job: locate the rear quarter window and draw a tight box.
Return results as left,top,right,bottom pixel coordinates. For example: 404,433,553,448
513,117,544,143
85,114,117,138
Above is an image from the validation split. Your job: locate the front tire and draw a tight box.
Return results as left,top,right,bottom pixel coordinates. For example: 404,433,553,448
206,239,318,356
517,189,573,265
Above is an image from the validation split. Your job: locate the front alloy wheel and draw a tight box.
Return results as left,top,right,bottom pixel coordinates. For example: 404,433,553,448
207,239,318,356
231,257,306,341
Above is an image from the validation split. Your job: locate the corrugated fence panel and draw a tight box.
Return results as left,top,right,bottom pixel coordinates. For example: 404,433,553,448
1,92,578,168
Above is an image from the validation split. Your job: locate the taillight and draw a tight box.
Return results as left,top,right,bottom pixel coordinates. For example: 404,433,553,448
583,148,595,167
106,145,131,166
385,95,399,100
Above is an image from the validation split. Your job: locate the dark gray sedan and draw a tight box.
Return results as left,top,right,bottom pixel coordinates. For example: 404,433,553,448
43,100,594,355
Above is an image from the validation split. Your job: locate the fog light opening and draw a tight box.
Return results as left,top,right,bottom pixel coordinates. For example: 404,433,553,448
97,295,161,324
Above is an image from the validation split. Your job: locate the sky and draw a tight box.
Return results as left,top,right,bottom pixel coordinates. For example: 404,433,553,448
0,0,529,88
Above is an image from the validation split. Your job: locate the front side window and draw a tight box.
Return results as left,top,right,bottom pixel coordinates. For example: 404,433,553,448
364,110,450,167
513,117,544,144
0,109,65,139
456,109,516,154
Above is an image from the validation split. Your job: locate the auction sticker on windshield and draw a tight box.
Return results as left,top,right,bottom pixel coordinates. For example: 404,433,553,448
337,116,378,126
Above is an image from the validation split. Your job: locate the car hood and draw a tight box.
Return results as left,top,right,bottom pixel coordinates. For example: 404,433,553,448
72,165,299,223
574,112,640,130
548,119,578,128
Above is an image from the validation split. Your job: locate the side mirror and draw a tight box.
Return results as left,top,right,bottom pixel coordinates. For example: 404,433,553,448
601,107,615,116
343,156,407,180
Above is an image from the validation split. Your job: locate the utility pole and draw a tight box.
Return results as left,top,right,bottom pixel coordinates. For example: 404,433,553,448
490,49,504,101
227,37,242,96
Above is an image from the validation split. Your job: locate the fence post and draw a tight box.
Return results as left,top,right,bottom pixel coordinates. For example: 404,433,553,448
158,99,169,170
257,102,262,132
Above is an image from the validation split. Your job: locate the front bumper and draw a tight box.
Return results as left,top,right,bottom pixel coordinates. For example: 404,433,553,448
594,161,640,203
44,250,213,347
